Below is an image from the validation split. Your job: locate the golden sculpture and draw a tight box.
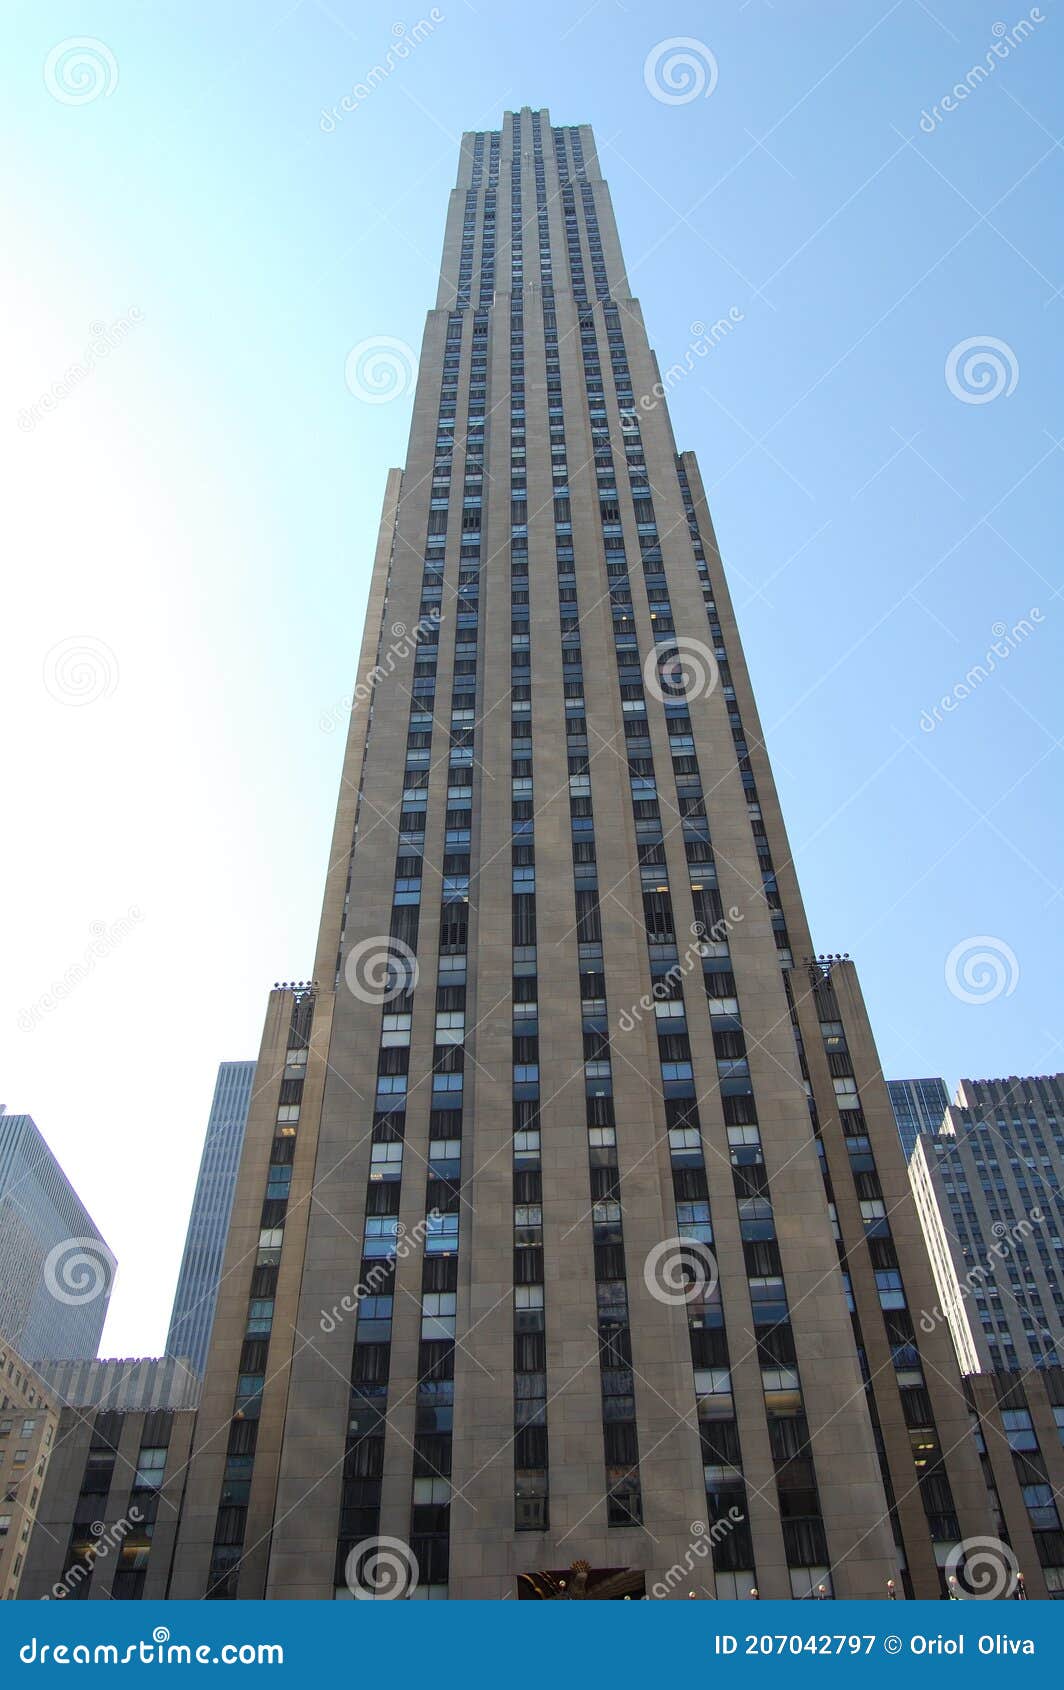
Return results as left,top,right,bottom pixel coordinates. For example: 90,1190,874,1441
517,1559,645,1599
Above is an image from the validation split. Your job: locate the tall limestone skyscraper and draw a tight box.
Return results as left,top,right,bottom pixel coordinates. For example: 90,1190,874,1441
170,109,992,1601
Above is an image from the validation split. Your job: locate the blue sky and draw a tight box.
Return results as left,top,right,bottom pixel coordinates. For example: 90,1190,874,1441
4,0,1062,1354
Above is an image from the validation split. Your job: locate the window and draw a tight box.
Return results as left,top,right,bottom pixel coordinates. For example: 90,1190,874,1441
19,1420,35,1438
1002,1408,1038,1453
364,1217,401,1257
875,1269,906,1309
0,1515,10,1537
428,1139,461,1179
421,1293,457,1340
515,1469,548,1530
246,1299,275,1336
370,1142,404,1181
1022,1484,1060,1530
266,1164,292,1200
515,1205,543,1245
413,1477,451,1505
425,1213,459,1255
133,1447,167,1489
694,1368,732,1395
257,1226,284,1267
515,1285,544,1332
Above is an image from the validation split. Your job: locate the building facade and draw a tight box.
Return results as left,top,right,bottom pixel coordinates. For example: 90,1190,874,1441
19,1408,196,1601
166,1062,256,1378
910,1075,1064,1376
0,1111,114,1364
0,1342,59,1598
887,1078,949,1162
966,1368,1064,1597
36,1357,200,1415
160,109,1012,1600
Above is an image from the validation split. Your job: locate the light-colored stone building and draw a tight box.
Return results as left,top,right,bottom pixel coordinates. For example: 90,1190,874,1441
19,1406,196,1600
911,1075,1064,1375
156,109,1015,1600
0,1342,59,1598
36,1356,200,1414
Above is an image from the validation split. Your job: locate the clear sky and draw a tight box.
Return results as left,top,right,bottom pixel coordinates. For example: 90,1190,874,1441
3,1,1061,1356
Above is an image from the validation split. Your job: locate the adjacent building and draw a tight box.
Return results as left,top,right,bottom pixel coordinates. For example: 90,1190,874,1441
19,1406,196,1601
910,1075,1064,1376
887,1078,949,1162
0,1110,114,1363
0,1341,59,1598
36,1356,200,1415
163,109,1003,1600
166,1062,256,1378
966,1368,1064,1597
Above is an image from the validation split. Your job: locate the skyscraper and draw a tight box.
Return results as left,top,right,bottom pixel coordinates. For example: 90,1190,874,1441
170,109,1000,1601
910,1075,1064,1375
166,1062,256,1378
0,1110,114,1363
887,1078,949,1162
